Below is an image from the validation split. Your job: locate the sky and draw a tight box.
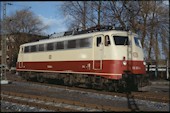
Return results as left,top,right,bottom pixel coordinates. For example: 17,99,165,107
1,1,169,36
1,1,71,35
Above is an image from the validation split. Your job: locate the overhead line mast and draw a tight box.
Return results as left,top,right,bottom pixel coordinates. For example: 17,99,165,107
1,2,12,84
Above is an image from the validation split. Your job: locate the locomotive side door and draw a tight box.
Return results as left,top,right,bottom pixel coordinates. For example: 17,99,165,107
127,31,133,71
93,35,104,70
19,46,25,68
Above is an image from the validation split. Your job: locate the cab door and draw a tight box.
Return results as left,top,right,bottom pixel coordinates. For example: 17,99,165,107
19,46,25,68
93,35,104,70
127,32,133,71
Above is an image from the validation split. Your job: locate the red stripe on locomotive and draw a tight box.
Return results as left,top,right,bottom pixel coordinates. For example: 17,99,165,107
16,60,145,80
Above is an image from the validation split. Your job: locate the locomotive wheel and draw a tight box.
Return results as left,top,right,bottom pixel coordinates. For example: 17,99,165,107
37,76,45,83
102,83,107,91
22,74,30,81
85,75,93,88
68,75,75,87
113,81,118,92
64,79,69,86
107,82,114,92
108,85,113,91
85,82,93,89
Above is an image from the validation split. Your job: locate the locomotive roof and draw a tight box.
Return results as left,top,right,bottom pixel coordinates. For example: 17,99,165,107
21,30,137,47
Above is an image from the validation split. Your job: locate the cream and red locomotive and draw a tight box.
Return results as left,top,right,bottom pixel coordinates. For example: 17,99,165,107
16,26,147,91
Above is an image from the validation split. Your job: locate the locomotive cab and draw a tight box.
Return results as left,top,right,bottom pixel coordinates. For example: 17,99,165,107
93,30,147,89
94,30,146,77
112,31,146,75
110,31,146,88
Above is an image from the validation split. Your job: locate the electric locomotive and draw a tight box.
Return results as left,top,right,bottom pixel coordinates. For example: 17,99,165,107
16,25,147,91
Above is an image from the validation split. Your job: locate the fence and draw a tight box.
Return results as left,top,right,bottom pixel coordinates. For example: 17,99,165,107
146,59,169,80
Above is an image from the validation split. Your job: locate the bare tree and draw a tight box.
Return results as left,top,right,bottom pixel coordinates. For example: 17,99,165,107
139,1,169,61
61,1,169,62
2,9,48,34
111,1,169,61
94,1,102,26
61,1,89,30
1,8,49,51
61,1,107,30
1,9,49,67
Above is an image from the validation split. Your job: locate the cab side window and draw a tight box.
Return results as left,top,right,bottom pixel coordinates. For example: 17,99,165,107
105,35,111,46
97,37,101,47
24,46,30,53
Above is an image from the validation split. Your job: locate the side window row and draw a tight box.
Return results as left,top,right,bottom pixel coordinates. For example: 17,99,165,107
24,38,92,53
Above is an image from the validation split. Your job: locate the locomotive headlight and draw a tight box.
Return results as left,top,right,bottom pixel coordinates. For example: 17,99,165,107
143,61,146,65
122,56,127,65
123,61,127,65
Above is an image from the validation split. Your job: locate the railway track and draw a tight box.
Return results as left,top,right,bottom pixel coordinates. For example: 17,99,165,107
1,91,130,112
5,73,169,104
1,76,169,112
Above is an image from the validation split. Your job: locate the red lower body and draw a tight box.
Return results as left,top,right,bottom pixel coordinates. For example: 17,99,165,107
16,60,146,80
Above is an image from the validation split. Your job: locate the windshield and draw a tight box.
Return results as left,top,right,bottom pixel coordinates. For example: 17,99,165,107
134,37,142,48
113,36,129,45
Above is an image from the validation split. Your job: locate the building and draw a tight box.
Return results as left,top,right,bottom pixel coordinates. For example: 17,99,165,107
0,33,48,68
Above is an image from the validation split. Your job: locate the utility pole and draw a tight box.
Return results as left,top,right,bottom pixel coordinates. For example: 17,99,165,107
167,58,169,80
1,2,12,84
97,1,102,26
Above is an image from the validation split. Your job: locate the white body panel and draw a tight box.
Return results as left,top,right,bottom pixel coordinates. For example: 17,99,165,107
17,30,144,62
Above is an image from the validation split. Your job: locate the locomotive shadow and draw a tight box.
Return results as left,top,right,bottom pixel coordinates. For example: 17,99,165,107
125,90,140,112
125,79,140,112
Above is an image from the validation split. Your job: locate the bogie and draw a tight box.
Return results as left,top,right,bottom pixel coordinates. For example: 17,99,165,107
18,71,145,92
